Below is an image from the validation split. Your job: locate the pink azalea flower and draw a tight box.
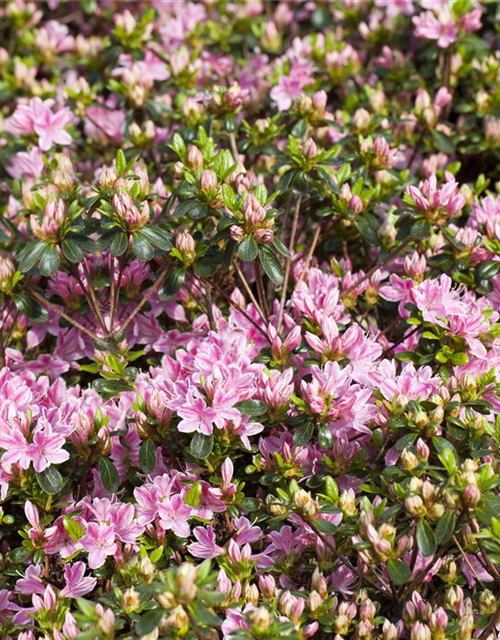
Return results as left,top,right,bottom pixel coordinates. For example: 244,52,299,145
27,420,69,472
188,525,224,559
158,494,192,538
60,562,97,598
80,523,117,569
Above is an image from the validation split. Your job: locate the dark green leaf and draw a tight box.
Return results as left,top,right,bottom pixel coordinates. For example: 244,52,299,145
36,466,63,494
139,226,173,251
258,244,283,285
314,518,337,534
159,267,186,300
132,233,154,261
190,433,213,459
17,240,47,273
98,458,120,493
110,232,129,257
435,511,456,544
416,519,437,557
11,292,49,324
293,422,314,446
238,236,258,262
273,236,291,258
318,424,333,449
116,149,126,175
387,559,412,585
139,440,157,474
432,130,455,154
236,399,268,416
135,609,164,636
61,238,84,263
39,244,60,276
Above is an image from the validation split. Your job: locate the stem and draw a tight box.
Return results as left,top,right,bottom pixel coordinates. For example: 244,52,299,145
210,279,269,341
234,263,266,322
297,224,321,286
185,608,207,640
120,263,171,333
110,255,126,335
204,281,217,332
344,236,413,297
452,535,485,587
228,133,240,165
69,264,109,336
28,288,103,345
81,261,109,335
380,325,420,359
277,196,301,335
254,261,270,322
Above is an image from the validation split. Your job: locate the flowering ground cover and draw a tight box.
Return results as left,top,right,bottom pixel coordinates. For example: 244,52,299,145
2,0,500,638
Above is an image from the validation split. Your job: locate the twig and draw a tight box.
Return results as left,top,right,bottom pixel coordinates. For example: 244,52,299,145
234,263,266,322
81,261,110,335
478,604,500,640
210,279,269,340
277,195,301,334
344,236,413,297
452,535,485,588
297,224,321,285
110,255,126,334
228,133,240,166
28,288,103,345
254,261,270,321
380,325,420,359
204,281,217,331
120,263,171,333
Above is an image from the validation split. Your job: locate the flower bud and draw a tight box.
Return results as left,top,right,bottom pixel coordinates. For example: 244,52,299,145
411,622,431,640
200,170,217,191
463,484,481,507
0,254,16,293
99,167,118,190
121,587,140,614
187,145,204,170
249,607,272,631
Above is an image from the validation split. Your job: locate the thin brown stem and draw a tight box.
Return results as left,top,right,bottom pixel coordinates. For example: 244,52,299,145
110,255,126,335
234,263,265,322
210,279,269,341
120,263,171,333
228,133,240,166
254,260,270,322
204,281,217,331
344,236,413,297
277,196,301,334
28,288,103,344
81,261,109,335
297,224,321,285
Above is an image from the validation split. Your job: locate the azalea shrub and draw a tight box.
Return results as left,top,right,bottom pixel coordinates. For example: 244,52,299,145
2,1,500,639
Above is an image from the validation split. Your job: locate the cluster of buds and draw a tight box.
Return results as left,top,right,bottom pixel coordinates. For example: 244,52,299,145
405,174,466,226
401,438,430,474
403,593,449,640
337,183,363,219
459,459,483,508
230,192,274,245
31,194,67,242
52,153,75,192
112,180,150,232
360,136,399,170
292,487,319,518
269,325,301,365
414,88,452,128
405,478,444,521
405,404,444,437
174,229,196,265
296,90,330,122
69,408,110,458
0,254,16,294
356,509,411,563
156,563,198,611
210,83,248,114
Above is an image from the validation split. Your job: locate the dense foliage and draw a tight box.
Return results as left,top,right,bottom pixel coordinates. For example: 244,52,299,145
2,0,500,639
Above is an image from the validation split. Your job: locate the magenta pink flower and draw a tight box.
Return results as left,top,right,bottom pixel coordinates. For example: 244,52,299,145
80,523,118,569
60,562,97,598
27,420,69,472
188,525,224,559
158,494,192,538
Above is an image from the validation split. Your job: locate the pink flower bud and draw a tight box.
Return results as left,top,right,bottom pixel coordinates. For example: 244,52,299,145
254,228,274,243
463,484,481,507
187,145,204,169
230,225,244,242
349,195,363,214
313,90,328,112
303,138,318,160
200,170,217,191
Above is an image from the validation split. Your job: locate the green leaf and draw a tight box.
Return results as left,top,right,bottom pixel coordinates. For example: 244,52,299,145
63,516,85,541
159,267,186,300
293,421,314,447
39,244,60,276
135,609,164,636
238,236,258,262
273,236,291,258
314,518,337,534
139,440,157,474
435,511,456,544
110,232,128,257
432,130,456,154
62,238,84,263
411,220,430,238
387,559,411,585
416,519,437,557
185,481,202,507
190,433,213,459
477,261,500,280
139,226,173,251
318,424,333,449
36,466,63,494
116,149,126,175
132,233,154,261
11,292,49,324
258,244,283,285
17,240,47,273
236,399,268,416
98,458,120,493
